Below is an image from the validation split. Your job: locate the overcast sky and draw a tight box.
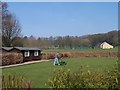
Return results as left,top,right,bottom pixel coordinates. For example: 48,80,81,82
8,2,118,37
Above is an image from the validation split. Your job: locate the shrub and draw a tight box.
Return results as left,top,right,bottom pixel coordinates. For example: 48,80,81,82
2,74,32,89
47,67,118,88
41,53,55,59
48,53,55,59
2,53,23,66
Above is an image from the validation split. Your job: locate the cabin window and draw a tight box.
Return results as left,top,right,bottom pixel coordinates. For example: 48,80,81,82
24,51,30,57
34,51,39,56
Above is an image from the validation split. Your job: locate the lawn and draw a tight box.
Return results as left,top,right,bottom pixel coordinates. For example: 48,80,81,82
2,57,118,88
43,46,118,53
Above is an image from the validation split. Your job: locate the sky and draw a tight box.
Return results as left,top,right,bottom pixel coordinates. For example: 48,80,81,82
8,2,118,37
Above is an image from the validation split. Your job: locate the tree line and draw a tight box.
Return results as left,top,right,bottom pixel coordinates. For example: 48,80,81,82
1,2,119,49
11,30,118,49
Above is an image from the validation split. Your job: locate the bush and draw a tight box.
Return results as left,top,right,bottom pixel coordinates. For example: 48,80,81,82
2,74,32,89
2,53,23,66
41,53,55,59
47,67,118,88
48,53,55,59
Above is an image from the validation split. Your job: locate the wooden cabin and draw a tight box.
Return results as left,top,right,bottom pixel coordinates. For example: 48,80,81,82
2,47,42,62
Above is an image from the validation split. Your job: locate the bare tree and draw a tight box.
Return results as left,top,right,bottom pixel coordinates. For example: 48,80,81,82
2,2,21,46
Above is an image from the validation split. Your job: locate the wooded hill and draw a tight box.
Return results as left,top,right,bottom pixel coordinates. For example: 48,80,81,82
5,30,119,49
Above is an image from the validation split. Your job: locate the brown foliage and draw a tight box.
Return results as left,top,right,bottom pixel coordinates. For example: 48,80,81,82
42,52,120,59
42,52,56,59
2,53,23,66
70,52,120,58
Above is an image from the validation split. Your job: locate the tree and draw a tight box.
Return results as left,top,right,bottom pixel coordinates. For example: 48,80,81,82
12,37,23,47
2,2,21,47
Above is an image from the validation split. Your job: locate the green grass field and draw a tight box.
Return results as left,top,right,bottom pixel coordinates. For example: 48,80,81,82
2,57,118,88
43,46,118,53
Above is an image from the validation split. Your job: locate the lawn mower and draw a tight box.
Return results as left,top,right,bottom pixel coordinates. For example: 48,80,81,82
58,60,67,66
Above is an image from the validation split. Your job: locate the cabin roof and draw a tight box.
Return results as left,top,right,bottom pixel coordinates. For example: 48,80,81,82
2,47,41,51
2,47,13,51
14,47,41,51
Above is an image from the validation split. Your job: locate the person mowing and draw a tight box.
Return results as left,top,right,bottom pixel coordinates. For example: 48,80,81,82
53,52,59,66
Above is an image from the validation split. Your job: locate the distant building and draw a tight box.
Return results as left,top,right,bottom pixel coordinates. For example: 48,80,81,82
100,42,113,49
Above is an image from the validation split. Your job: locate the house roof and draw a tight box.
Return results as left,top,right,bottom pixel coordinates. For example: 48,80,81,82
2,47,41,51
101,42,113,46
14,47,41,51
2,47,13,51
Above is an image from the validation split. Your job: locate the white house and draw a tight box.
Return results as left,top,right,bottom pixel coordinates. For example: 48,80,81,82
100,42,113,49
